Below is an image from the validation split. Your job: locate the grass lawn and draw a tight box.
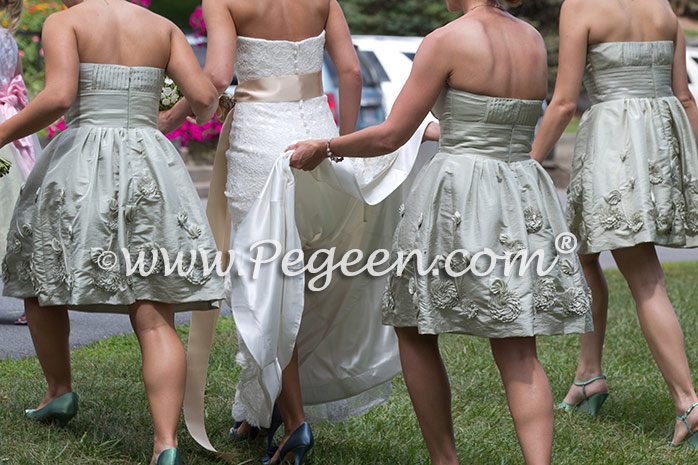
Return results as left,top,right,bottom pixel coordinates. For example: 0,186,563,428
564,117,580,134
2,262,698,464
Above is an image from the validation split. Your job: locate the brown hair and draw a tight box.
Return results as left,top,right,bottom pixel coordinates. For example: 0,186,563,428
0,0,23,34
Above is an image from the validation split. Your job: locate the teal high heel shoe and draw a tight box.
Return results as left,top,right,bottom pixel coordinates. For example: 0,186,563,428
156,448,181,465
675,402,698,450
261,422,313,465
557,375,609,417
25,392,79,427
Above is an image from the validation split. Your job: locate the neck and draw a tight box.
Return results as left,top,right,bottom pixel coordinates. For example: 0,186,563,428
460,0,497,12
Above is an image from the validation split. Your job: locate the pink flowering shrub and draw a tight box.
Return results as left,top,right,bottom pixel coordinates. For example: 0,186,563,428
189,6,206,38
165,117,222,148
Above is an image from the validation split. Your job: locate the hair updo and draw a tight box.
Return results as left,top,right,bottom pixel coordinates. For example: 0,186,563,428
0,0,23,34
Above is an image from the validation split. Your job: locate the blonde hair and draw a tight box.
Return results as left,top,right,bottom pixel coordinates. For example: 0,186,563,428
0,0,23,34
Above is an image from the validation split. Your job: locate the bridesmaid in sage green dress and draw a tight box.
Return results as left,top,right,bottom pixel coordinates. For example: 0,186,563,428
0,0,221,463
531,0,698,450
290,1,592,463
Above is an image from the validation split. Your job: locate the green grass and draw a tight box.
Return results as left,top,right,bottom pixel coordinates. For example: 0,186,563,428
2,262,698,464
684,29,698,38
564,117,580,134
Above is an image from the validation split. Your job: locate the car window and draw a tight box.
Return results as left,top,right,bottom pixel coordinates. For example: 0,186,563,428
357,50,391,83
403,52,416,61
356,50,379,87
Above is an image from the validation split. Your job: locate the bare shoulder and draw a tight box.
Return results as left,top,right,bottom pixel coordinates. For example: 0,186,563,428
41,8,73,30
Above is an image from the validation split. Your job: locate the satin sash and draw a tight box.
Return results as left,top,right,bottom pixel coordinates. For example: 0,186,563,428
183,71,325,462
0,75,37,178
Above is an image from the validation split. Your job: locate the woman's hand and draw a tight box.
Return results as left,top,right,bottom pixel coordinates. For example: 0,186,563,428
158,109,178,135
423,122,440,143
288,140,327,171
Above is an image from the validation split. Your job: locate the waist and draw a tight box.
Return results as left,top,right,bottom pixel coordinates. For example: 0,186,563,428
65,91,158,129
234,71,324,103
439,122,534,162
584,66,673,104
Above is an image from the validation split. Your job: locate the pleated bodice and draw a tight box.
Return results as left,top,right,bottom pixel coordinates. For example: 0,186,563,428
65,63,164,129
434,88,542,162
583,41,674,104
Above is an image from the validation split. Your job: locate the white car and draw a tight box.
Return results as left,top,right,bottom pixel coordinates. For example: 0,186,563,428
686,46,698,100
351,35,424,113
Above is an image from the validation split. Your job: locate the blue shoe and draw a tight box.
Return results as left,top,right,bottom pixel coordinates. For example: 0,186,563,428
230,420,261,442
25,392,79,427
265,404,283,457
156,448,181,465
557,375,609,417
261,422,313,465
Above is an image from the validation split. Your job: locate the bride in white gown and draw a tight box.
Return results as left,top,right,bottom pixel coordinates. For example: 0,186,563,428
161,0,434,462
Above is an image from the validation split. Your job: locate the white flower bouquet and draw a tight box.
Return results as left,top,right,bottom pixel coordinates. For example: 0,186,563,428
160,76,182,111
0,156,10,178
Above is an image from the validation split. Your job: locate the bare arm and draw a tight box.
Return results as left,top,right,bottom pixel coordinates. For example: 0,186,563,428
166,25,218,125
0,14,79,147
160,0,234,133
325,0,362,135
530,0,588,163
289,31,450,170
672,24,698,138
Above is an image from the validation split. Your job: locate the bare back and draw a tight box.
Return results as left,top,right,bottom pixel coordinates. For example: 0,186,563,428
581,0,678,45
441,9,548,100
228,0,330,41
58,0,174,69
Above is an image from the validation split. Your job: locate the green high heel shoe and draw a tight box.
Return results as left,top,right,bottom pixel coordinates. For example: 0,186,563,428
557,375,609,417
156,449,181,465
25,392,79,427
675,402,698,450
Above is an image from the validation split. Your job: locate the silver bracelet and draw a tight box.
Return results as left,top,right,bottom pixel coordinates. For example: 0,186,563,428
326,138,344,163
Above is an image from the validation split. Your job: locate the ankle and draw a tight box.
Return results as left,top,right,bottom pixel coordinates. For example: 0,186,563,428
283,418,306,437
153,436,178,456
46,385,72,400
574,367,603,383
675,395,698,417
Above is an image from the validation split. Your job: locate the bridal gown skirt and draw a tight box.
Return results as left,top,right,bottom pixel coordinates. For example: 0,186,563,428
224,93,433,426
2,64,224,312
567,41,698,254
382,89,594,338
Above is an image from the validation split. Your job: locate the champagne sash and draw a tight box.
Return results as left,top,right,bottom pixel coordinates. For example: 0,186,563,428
183,71,324,462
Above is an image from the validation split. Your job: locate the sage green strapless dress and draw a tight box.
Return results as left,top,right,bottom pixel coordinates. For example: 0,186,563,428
382,88,593,338
2,64,224,313
568,41,698,254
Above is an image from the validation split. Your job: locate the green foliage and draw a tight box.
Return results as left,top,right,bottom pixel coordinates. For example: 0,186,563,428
149,0,199,29
340,0,460,36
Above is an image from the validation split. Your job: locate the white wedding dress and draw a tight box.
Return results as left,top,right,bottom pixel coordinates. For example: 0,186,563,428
224,31,433,427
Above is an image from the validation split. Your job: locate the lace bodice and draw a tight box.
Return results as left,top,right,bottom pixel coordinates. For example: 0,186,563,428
234,31,325,83
0,28,19,91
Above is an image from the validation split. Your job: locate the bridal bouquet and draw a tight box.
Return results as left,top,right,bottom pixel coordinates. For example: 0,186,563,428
0,156,11,178
160,77,182,111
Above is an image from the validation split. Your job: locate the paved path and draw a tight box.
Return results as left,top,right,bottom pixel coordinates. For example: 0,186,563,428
3,139,698,360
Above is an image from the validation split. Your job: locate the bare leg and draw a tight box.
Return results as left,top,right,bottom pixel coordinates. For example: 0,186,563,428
129,301,185,462
25,298,72,409
610,243,698,445
490,337,553,465
266,345,306,464
562,253,609,406
395,327,458,465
